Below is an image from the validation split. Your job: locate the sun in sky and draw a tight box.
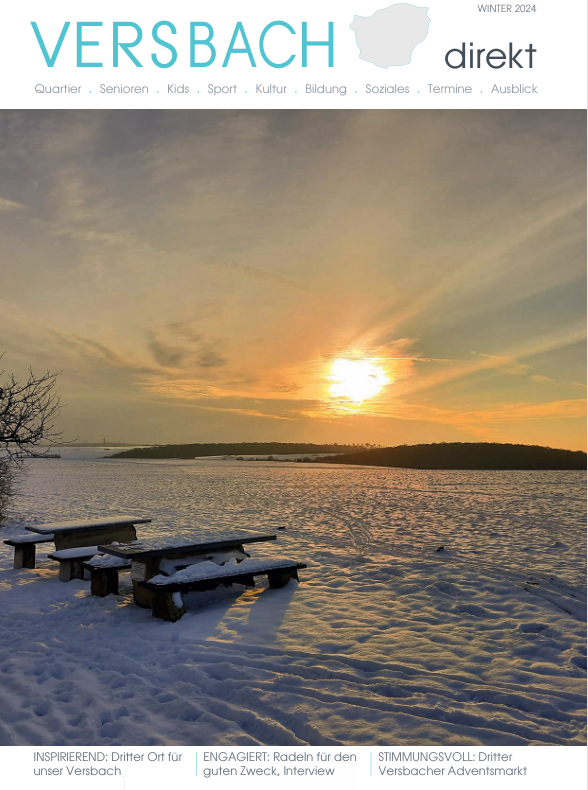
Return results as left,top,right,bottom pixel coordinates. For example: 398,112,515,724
328,358,390,405
0,111,585,448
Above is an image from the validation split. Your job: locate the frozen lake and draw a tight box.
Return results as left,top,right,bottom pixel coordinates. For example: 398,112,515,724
0,452,585,745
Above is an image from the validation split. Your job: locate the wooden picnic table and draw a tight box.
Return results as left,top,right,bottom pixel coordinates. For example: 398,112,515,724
26,516,151,552
99,531,277,607
143,559,307,621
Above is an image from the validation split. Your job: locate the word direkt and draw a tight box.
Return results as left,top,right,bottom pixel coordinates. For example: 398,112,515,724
30,21,335,69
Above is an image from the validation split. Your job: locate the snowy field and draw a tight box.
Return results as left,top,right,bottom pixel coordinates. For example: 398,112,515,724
0,452,585,746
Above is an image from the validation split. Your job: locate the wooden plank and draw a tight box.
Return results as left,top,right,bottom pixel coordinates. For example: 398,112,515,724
54,524,137,551
142,562,306,594
26,516,151,535
4,535,54,546
99,532,277,560
50,547,100,559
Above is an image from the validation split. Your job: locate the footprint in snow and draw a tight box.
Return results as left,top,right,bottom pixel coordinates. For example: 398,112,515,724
571,655,587,670
98,721,124,739
434,581,461,597
455,604,494,619
518,623,548,634
33,700,50,717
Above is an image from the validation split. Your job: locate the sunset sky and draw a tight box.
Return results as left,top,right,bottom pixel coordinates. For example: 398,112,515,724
1,110,585,449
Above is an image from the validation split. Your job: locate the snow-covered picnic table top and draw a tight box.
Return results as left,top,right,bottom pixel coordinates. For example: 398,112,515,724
98,531,277,560
26,516,152,534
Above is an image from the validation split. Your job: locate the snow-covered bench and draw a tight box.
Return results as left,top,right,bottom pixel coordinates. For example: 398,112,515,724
4,534,54,569
48,547,103,582
84,555,132,597
139,558,307,621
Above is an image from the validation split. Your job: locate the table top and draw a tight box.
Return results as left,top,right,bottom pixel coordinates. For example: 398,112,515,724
26,516,152,535
98,531,277,560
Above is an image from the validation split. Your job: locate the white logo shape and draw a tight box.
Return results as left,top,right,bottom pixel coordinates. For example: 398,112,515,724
350,4,431,67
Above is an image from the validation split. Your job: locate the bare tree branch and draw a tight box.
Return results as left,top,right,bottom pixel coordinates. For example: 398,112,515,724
0,363,62,463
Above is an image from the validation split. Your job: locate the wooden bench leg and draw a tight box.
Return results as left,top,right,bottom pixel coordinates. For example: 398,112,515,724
72,559,87,581
14,544,36,569
133,580,154,608
59,559,89,582
151,591,186,622
56,559,93,581
268,569,299,589
91,569,119,597
59,560,76,582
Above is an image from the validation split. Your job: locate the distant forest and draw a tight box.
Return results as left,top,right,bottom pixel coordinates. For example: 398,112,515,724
111,442,364,459
322,442,587,471
110,441,586,469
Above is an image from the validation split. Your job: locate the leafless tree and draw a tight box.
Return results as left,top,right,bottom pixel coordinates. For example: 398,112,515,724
0,362,61,520
0,365,61,462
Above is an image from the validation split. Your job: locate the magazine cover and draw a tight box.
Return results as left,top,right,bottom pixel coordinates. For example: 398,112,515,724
0,2,586,788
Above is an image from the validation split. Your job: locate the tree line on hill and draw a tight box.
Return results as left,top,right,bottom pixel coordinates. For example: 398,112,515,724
321,442,587,470
110,441,587,470
111,442,367,459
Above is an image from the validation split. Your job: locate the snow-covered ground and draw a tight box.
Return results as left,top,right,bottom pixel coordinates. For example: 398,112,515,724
0,456,585,746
